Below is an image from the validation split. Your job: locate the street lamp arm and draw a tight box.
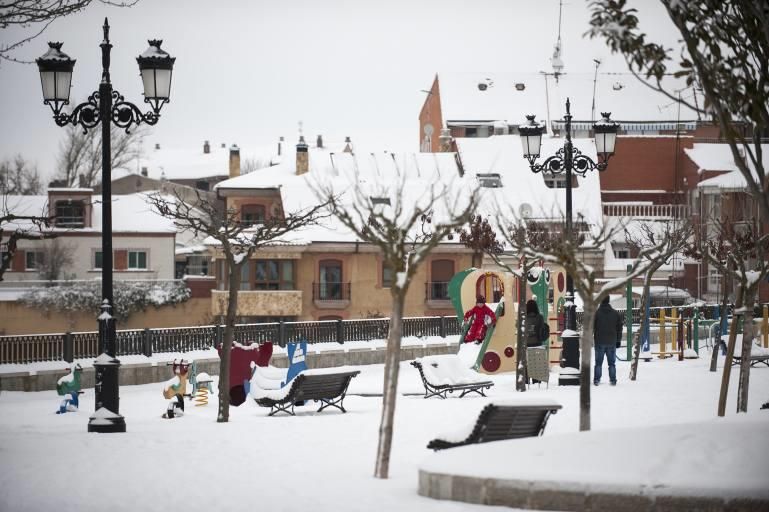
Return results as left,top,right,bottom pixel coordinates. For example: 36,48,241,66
527,145,611,175
47,91,101,132
111,89,161,133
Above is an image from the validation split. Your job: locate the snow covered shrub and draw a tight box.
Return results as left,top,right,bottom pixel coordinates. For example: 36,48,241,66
20,280,191,321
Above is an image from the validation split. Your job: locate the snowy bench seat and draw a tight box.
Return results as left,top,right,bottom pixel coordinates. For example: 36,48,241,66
730,343,769,368
426,399,562,451
251,368,360,416
411,355,494,399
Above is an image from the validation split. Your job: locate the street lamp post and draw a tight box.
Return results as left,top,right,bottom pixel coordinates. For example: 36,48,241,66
36,19,175,433
519,98,619,382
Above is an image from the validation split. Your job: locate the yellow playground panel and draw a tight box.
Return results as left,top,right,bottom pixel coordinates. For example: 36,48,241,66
449,264,567,374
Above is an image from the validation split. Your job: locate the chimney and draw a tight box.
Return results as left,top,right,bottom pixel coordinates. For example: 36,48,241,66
78,174,87,188
278,136,284,156
155,143,160,150
316,134,323,148
140,167,148,177
203,140,211,154
229,144,241,178
343,136,353,153
296,136,309,175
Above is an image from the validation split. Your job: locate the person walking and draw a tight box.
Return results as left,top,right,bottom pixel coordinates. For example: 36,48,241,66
593,295,623,386
524,299,549,347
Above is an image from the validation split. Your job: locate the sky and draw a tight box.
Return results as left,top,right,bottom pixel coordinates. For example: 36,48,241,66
0,0,682,184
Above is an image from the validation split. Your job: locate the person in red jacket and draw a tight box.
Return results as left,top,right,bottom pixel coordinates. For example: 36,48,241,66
463,295,497,343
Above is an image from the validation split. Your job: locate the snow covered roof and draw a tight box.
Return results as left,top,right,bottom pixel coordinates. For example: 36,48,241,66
436,71,701,126
2,193,176,234
687,143,768,191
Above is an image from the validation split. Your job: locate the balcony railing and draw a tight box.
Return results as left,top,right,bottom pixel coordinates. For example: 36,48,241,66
604,203,690,218
425,281,450,301
312,282,351,301
53,215,85,228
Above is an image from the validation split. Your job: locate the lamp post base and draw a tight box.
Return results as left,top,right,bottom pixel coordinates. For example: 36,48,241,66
87,413,126,433
559,332,581,386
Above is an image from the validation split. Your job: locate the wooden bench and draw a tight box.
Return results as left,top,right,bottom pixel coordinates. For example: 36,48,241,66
427,401,562,451
411,359,493,399
252,369,360,416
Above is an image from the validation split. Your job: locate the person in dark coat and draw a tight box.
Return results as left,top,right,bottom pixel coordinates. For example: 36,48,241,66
463,295,497,343
593,295,623,386
525,299,548,347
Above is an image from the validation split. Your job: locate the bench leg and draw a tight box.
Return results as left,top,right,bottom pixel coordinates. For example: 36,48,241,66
424,387,446,399
269,402,295,416
318,392,347,413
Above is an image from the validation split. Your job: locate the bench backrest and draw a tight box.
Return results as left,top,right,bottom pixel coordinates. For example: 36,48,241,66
293,371,359,402
473,404,560,443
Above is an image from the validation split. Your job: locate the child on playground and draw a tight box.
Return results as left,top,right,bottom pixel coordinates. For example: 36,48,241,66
463,295,497,344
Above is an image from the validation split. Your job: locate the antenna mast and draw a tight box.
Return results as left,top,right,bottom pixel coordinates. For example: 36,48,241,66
591,59,601,122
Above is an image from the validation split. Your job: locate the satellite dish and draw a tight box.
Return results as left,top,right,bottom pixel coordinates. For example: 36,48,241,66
519,203,533,218
423,123,434,137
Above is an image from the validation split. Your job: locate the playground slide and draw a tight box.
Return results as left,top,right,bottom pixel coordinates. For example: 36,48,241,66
472,302,505,371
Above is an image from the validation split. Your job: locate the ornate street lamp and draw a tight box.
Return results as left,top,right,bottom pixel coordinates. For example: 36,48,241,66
37,19,175,433
521,98,619,382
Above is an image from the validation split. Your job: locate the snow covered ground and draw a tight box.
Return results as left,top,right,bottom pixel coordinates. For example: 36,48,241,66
1,345,768,512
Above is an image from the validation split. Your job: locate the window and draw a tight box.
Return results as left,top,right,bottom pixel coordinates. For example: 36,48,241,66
241,205,266,226
318,259,343,300
195,180,210,191
94,251,103,270
54,200,85,227
476,173,502,188
240,261,250,290
254,260,295,290
382,262,394,288
429,259,454,300
465,127,478,137
708,268,721,291
127,250,147,270
613,244,630,259
25,251,44,270
186,255,209,276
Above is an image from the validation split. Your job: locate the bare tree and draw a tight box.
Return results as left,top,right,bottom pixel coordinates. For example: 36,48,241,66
498,216,689,431
0,0,139,64
55,122,145,188
38,238,75,281
315,165,478,479
587,0,769,224
145,190,329,423
686,219,769,414
624,219,693,381
0,194,55,281
457,214,503,268
0,155,42,195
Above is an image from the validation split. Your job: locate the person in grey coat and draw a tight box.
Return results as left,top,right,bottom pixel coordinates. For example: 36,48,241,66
593,295,623,386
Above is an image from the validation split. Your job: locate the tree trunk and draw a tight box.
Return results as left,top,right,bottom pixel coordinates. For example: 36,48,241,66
374,293,405,479
736,284,757,413
472,251,483,269
217,259,240,423
516,263,529,392
711,278,731,372
630,273,654,381
717,286,744,417
579,302,596,431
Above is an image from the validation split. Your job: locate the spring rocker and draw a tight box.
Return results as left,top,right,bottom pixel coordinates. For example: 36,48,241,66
162,359,190,419
187,360,214,407
55,364,84,414
448,265,566,374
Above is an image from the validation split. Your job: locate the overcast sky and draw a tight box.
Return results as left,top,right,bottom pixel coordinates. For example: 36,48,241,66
0,0,681,183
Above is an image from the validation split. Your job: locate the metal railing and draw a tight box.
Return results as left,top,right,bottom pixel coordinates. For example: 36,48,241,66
312,282,351,301
0,315,463,365
425,281,450,301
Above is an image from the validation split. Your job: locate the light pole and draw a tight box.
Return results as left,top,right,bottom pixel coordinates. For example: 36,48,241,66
519,98,619,381
36,18,175,432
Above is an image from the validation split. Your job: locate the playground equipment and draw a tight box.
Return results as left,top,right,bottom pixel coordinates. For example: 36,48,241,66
188,361,214,407
218,341,273,407
448,265,566,374
162,359,190,419
55,364,83,414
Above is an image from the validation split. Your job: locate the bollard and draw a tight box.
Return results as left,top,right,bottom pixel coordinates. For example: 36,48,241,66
671,308,678,355
763,305,768,348
693,307,699,354
660,309,666,355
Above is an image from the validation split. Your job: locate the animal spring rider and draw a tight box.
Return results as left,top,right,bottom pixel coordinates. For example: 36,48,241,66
56,364,84,414
162,359,190,419
188,360,214,407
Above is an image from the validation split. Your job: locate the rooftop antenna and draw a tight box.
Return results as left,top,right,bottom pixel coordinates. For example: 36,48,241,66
591,59,601,122
550,0,565,81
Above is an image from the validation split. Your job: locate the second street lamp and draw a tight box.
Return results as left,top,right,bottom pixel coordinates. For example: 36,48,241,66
36,18,175,433
520,98,619,383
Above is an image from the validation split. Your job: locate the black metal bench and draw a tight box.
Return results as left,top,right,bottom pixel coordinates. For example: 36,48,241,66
411,359,494,399
427,402,562,451
732,353,769,368
253,370,360,416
